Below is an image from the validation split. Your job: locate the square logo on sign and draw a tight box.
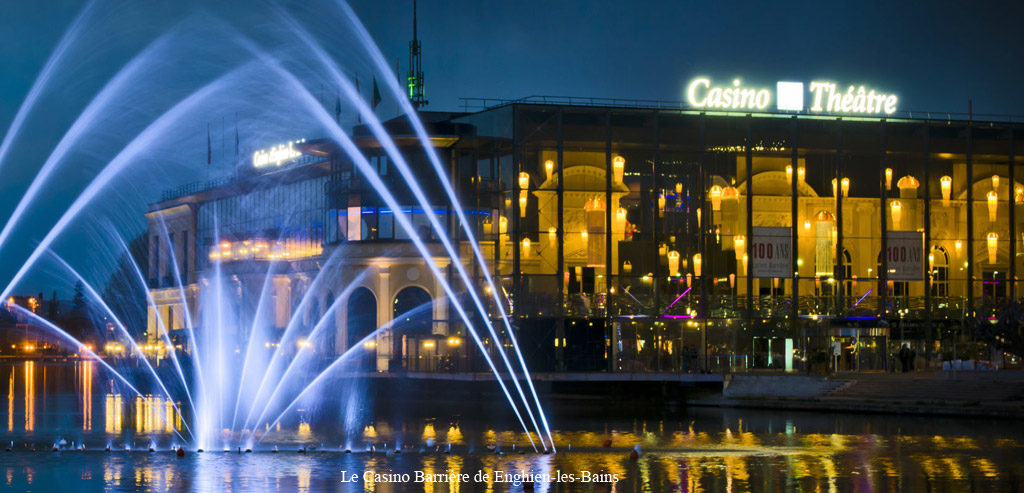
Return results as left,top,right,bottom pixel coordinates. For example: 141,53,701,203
776,81,804,111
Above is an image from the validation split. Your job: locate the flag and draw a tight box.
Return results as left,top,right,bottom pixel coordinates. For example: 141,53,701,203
335,91,341,124
355,76,361,123
206,124,211,165
372,77,381,110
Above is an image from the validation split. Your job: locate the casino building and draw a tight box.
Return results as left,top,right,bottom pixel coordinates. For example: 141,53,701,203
145,92,1024,374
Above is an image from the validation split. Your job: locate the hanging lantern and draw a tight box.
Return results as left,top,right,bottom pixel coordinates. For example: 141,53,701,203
499,216,508,234
686,273,692,288
722,186,739,203
785,165,793,184
988,190,998,222
742,253,748,275
896,175,920,199
987,232,999,264
668,250,680,276
797,166,805,183
992,174,1000,191
696,207,701,226
522,238,531,258
616,207,627,228
658,193,666,217
675,182,683,195
548,227,557,246
659,243,667,256
519,193,528,217
885,168,893,191
581,230,588,242
803,220,811,232
841,177,850,198
693,253,702,277
544,160,554,180
729,273,736,289
612,155,625,183
518,172,530,190
734,234,746,259
709,185,723,211
623,260,632,274
832,178,838,197
955,240,962,256
928,252,934,268
940,175,952,205
1016,186,1024,205
890,200,902,229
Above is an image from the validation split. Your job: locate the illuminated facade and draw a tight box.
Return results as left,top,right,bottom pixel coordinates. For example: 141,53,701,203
147,103,1024,373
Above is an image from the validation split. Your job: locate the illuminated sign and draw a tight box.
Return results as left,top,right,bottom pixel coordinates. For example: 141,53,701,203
685,77,898,115
252,139,306,168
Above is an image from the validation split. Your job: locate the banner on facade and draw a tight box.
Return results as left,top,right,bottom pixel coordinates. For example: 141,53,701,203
885,231,924,281
751,226,791,278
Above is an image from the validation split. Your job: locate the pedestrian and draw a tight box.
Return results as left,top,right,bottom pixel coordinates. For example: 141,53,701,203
898,344,909,373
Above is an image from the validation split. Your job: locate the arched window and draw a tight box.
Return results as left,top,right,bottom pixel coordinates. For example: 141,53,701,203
393,287,433,337
930,246,949,298
347,287,377,370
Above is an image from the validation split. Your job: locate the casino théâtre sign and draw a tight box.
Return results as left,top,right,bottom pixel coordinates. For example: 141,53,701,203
685,78,898,116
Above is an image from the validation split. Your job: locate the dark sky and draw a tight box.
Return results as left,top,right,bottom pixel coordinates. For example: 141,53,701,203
1,0,1022,296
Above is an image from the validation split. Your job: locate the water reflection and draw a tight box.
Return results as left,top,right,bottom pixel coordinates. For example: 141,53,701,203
1,362,1023,490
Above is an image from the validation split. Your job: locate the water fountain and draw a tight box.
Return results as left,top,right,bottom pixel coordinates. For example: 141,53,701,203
0,0,551,453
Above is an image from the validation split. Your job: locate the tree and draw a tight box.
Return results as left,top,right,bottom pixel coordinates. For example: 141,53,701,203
101,234,148,340
46,290,59,321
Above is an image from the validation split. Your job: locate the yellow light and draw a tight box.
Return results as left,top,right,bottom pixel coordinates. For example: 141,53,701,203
297,339,311,349
518,172,530,190
518,193,528,217
885,167,893,190
988,190,998,222
658,193,666,216
940,175,952,205
623,260,632,274
667,250,680,276
803,220,811,232
832,178,838,197
612,155,625,183
797,166,805,183
1016,186,1024,205
521,237,531,258
615,207,627,227
581,230,588,242
675,182,682,195
992,174,1000,191
423,340,436,349
987,232,999,264
733,234,746,259
890,200,902,229
709,185,722,211
742,253,748,275
729,273,736,289
785,165,793,184
544,160,554,179
841,177,849,197
693,253,702,277
499,216,508,235
221,241,230,248
955,240,962,255
363,340,377,350
547,227,557,246
447,337,462,347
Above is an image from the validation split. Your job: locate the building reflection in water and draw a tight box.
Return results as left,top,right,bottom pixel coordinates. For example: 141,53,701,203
23,361,33,432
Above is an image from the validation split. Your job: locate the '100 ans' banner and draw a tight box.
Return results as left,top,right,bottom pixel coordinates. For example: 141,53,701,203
750,227,791,278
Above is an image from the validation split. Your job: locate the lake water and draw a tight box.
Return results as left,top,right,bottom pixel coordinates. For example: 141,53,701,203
2,361,1022,491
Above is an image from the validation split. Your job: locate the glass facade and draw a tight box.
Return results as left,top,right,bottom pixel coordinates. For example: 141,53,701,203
150,104,1023,374
451,105,1024,374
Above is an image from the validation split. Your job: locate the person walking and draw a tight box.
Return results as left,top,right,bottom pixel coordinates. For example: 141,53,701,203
898,344,910,373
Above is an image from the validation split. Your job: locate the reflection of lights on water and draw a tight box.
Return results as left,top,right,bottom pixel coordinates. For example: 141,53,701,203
106,394,123,433
24,361,34,432
80,361,92,431
298,422,311,437
7,369,13,431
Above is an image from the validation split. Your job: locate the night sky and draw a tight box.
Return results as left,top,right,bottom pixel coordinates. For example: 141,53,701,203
1,0,1023,296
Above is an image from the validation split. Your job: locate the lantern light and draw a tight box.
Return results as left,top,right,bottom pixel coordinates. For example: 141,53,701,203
675,182,683,195
992,174,1000,191
988,190,998,222
797,166,805,183
623,260,632,274
734,235,746,259
709,185,723,211
841,177,850,197
955,240,962,255
518,172,530,190
987,232,999,264
544,160,554,180
885,168,893,190
693,253,702,277
667,250,680,276
890,200,902,229
940,175,952,205
522,238,531,258
1016,186,1024,205
742,254,749,275
612,155,625,183
785,165,793,184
